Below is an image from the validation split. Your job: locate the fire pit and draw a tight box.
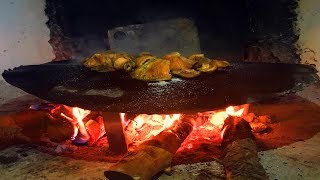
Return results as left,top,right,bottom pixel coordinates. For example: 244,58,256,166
1,56,318,179
1,0,320,179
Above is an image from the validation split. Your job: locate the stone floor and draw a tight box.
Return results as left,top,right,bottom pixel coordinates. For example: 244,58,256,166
0,81,319,180
258,82,320,180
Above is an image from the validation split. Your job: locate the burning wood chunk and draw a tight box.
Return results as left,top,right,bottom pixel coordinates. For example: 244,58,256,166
250,122,268,133
85,116,106,146
46,114,73,142
47,104,106,145
242,112,256,122
124,114,181,146
249,115,271,133
242,110,271,133
255,115,272,124
0,111,52,149
221,116,268,180
104,116,195,180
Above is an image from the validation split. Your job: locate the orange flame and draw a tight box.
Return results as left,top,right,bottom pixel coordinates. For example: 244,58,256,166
206,105,248,128
124,113,181,144
124,105,249,145
72,107,91,122
61,107,91,140
56,104,248,146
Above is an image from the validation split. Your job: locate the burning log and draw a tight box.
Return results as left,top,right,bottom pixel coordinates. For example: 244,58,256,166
104,115,195,180
221,116,268,180
86,116,106,146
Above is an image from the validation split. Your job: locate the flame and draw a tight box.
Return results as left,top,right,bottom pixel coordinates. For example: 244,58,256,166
149,114,180,137
124,105,248,145
124,113,181,144
120,113,130,127
220,125,228,139
206,105,248,128
72,107,91,122
48,103,249,147
61,107,91,141
226,106,245,117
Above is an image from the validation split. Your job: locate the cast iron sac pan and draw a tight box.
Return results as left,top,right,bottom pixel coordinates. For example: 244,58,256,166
2,60,318,114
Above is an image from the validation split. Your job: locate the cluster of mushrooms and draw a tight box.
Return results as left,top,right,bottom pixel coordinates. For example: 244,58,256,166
83,51,230,81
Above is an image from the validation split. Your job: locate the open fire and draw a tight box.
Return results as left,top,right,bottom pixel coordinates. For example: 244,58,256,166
25,101,273,179
37,103,268,149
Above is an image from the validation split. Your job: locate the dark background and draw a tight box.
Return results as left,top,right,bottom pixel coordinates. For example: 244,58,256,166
45,0,298,62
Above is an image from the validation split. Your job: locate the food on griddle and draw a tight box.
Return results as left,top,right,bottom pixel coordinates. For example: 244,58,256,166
211,60,230,68
83,52,114,72
172,69,201,78
162,52,196,71
190,54,230,73
83,51,134,72
83,52,230,81
135,52,157,66
189,54,216,73
197,63,218,73
131,58,172,81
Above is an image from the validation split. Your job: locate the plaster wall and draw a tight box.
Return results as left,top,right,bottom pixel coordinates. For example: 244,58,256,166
0,0,54,102
296,0,320,76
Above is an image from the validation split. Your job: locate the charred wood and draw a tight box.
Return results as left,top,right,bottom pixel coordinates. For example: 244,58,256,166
0,111,48,149
104,116,195,180
221,116,268,180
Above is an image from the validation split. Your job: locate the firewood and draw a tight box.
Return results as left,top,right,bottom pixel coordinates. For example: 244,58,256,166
0,111,48,149
221,116,268,180
86,116,106,146
104,116,195,180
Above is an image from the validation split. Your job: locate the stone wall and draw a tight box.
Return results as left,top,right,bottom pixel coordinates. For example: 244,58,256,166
244,0,299,63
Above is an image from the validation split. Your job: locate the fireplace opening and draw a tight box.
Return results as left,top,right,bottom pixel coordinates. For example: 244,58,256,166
45,0,298,63
1,0,320,179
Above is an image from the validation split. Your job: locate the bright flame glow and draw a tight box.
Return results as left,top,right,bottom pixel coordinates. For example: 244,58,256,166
206,105,247,128
226,106,244,117
220,125,228,140
120,113,129,126
52,103,249,147
72,107,91,122
124,113,181,144
149,114,180,137
61,107,91,141
72,107,91,141
124,105,248,145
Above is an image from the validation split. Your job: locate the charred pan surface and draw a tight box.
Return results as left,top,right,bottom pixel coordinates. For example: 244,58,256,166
2,60,318,114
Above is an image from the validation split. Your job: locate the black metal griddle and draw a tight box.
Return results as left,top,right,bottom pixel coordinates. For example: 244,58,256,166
2,60,318,114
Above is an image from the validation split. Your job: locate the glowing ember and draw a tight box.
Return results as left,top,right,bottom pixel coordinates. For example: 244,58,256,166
123,105,249,146
124,113,181,144
226,106,245,117
205,105,248,128
44,102,250,148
